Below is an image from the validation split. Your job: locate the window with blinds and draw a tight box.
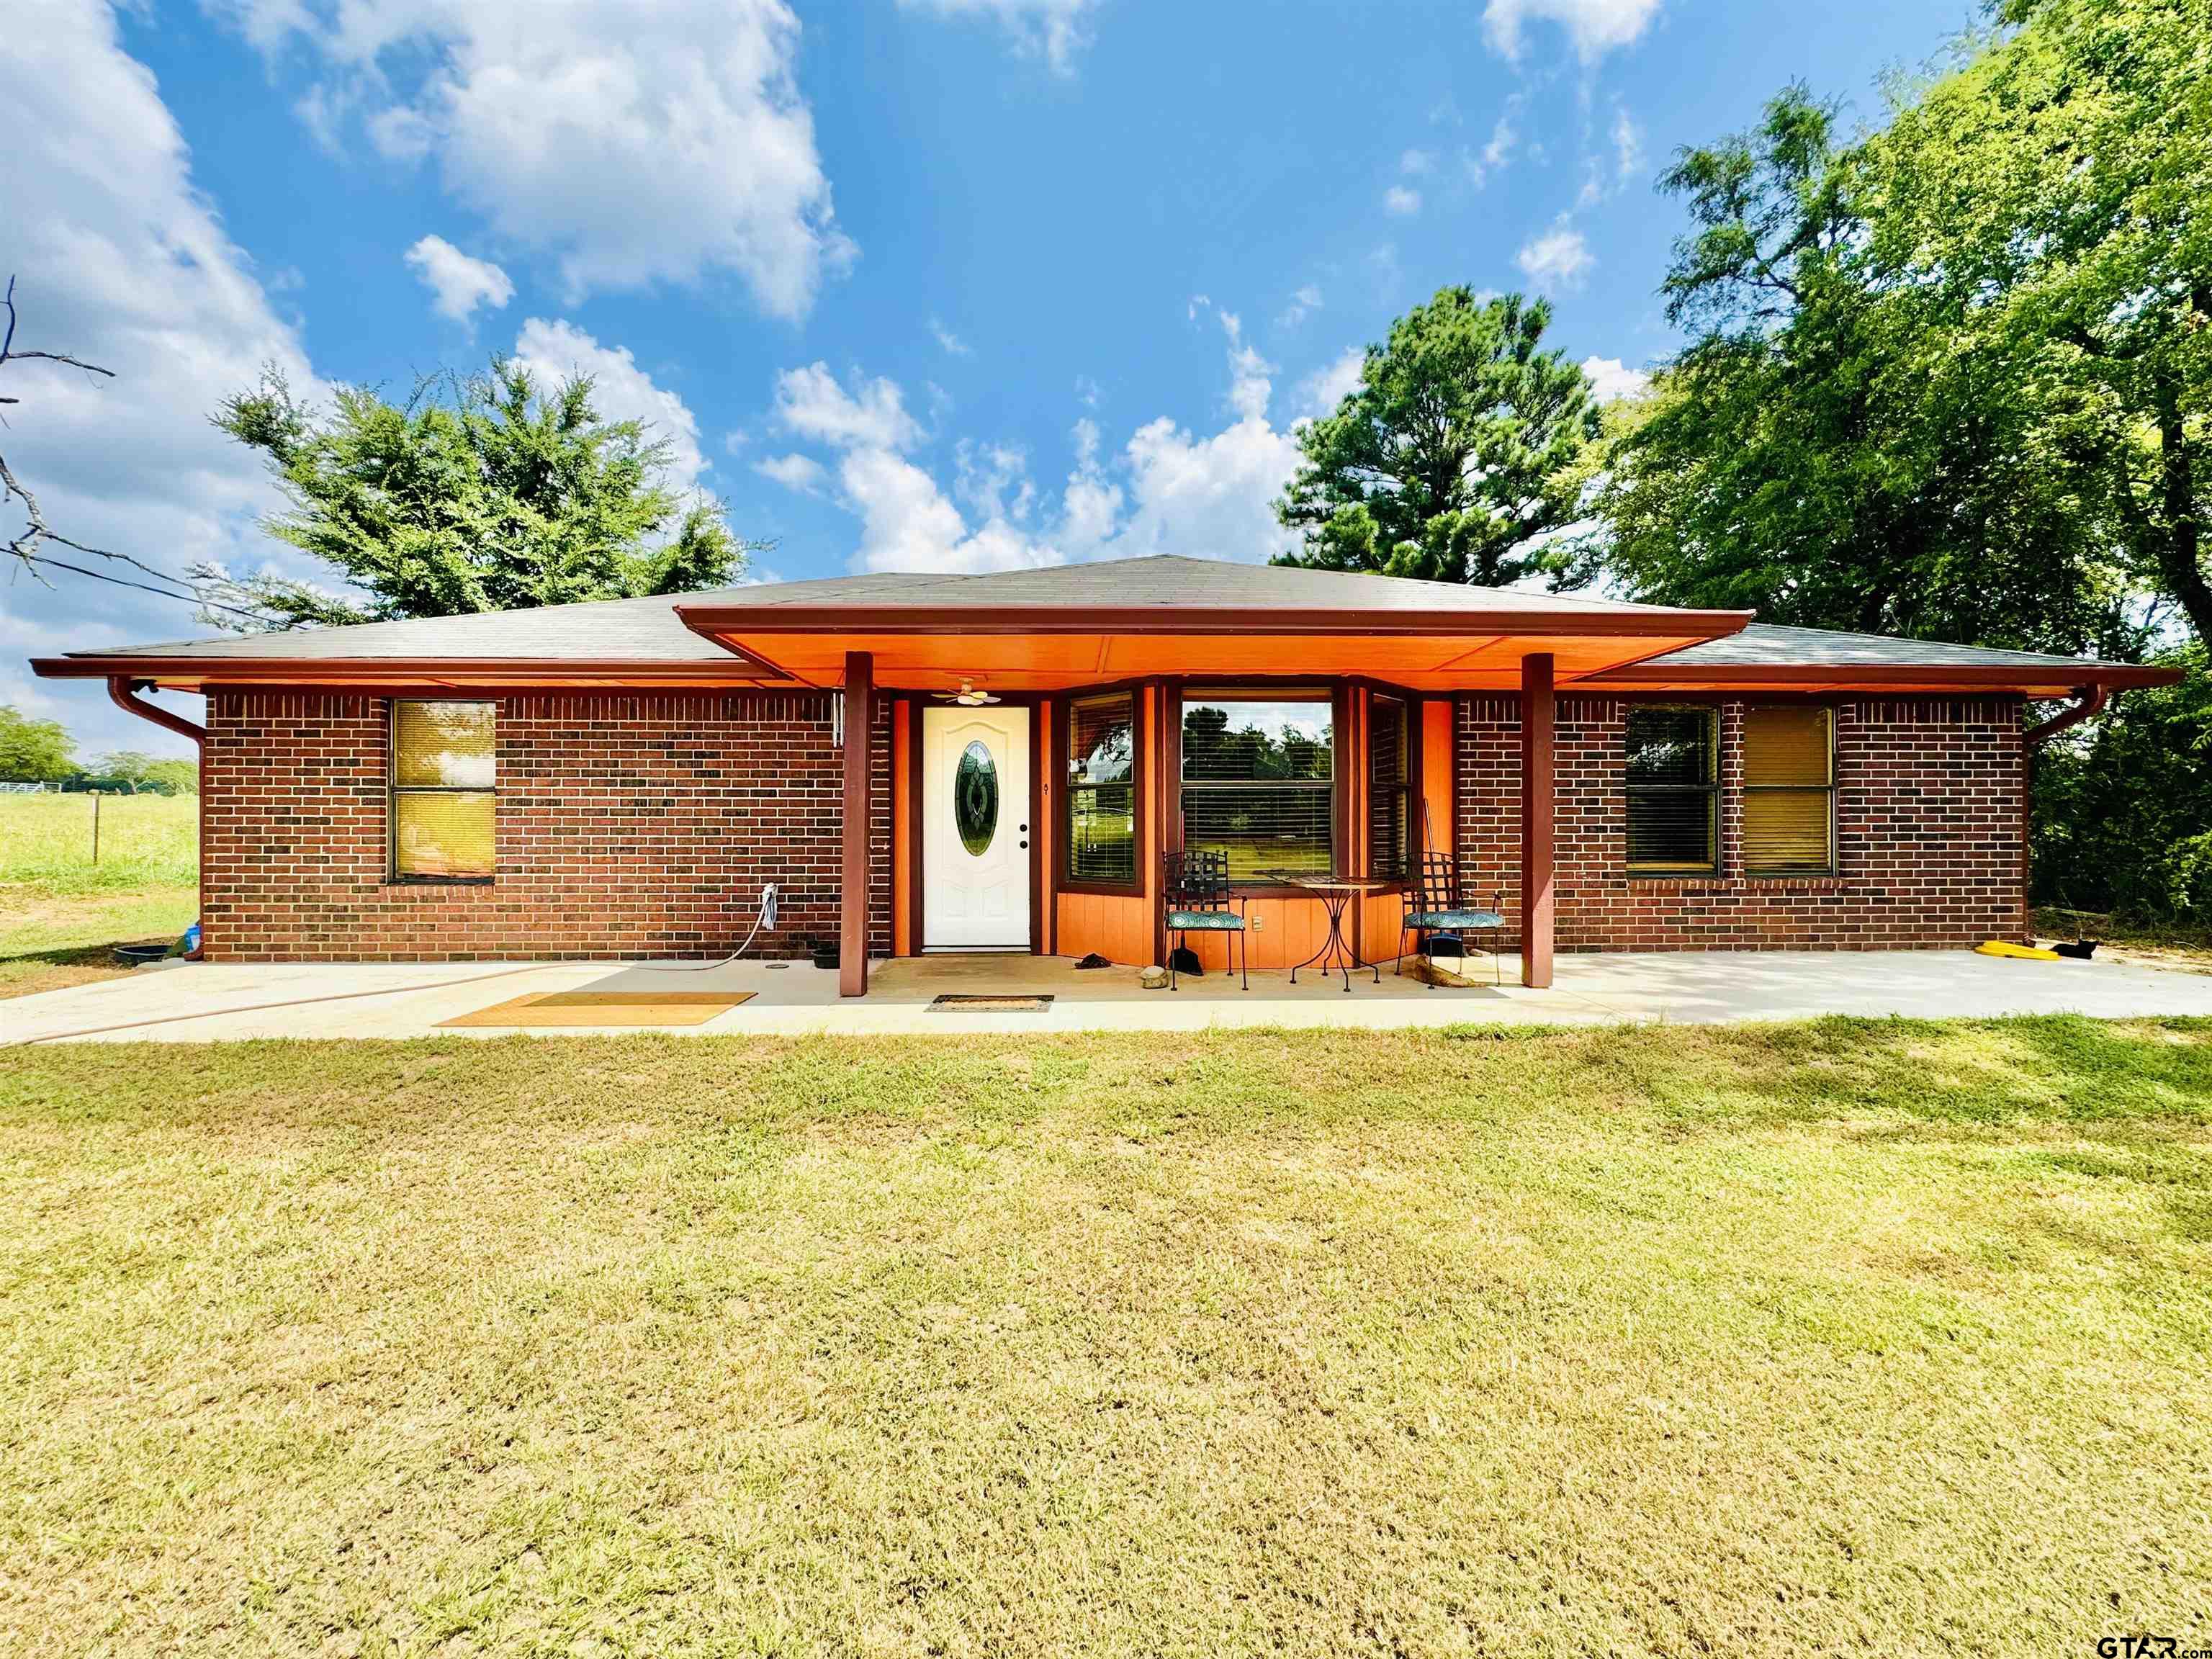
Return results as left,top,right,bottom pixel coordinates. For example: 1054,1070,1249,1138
391,700,496,881
1064,691,1138,888
1743,706,1835,874
1181,693,1334,879
1367,693,1410,881
1624,706,1717,872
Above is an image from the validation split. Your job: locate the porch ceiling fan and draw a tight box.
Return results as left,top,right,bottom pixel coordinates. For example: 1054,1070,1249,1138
934,678,1001,706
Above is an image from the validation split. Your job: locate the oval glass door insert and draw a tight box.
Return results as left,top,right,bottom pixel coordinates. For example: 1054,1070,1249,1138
955,740,999,856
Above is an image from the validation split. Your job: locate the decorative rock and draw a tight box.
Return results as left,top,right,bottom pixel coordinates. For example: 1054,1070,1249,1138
1138,965,1170,989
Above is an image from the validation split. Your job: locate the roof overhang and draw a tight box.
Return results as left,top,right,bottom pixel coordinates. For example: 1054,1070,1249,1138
671,601,1757,692
27,657,790,693
1580,661,2185,698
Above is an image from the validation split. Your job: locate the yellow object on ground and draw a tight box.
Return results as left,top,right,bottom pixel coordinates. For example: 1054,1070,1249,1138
439,990,755,1028
1974,940,2063,961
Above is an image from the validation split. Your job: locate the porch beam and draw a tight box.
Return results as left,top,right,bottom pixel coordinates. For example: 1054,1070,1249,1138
841,651,873,997
1520,652,1555,989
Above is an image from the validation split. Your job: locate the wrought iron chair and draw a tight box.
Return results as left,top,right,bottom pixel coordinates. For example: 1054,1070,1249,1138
1162,848,1248,991
1396,848,1506,986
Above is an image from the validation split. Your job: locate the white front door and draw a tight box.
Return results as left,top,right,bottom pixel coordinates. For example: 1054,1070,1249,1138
923,705,1032,950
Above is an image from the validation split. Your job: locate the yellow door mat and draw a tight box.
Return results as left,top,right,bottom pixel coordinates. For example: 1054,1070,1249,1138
439,990,756,1028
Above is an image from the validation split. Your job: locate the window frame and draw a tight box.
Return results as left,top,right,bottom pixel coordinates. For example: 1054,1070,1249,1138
1623,702,1719,876
1366,689,1413,882
1742,703,1838,876
1057,686,1147,897
1176,685,1340,884
389,698,498,886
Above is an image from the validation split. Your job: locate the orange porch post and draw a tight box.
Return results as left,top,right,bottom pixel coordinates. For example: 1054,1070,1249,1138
1520,652,1555,989
841,650,873,997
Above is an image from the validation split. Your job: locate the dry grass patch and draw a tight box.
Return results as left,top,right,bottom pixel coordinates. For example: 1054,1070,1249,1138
0,887,198,999
2,1020,2210,1655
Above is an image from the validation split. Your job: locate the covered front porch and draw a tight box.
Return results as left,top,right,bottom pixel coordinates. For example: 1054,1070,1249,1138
667,560,1758,998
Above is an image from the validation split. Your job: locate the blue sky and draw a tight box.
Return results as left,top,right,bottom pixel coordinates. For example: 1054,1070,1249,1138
6,0,1978,754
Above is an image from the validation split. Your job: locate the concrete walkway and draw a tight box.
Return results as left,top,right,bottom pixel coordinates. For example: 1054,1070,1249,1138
4,948,2210,1044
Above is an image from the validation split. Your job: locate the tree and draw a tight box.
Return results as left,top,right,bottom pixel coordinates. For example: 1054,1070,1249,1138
1867,0,2212,652
95,751,198,795
0,277,267,625
0,704,76,783
1273,289,1599,588
1573,85,2136,656
196,361,765,629
2032,646,2212,920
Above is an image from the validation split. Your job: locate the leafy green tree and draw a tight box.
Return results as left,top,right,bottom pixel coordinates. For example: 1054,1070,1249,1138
1574,85,2135,655
0,704,75,782
196,361,763,629
95,751,198,795
1274,289,1598,587
1868,0,2212,652
2033,647,2212,920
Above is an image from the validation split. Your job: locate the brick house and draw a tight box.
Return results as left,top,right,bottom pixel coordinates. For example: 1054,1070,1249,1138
32,556,2174,994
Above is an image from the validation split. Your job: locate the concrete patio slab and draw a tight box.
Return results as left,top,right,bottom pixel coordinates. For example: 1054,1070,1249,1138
4,948,2211,1044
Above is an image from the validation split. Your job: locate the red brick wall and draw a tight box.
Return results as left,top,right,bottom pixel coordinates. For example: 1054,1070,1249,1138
199,691,891,963
1455,695,2028,952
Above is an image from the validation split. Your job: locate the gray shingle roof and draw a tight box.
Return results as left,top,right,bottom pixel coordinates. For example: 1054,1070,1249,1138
43,554,2145,678
1649,622,2128,673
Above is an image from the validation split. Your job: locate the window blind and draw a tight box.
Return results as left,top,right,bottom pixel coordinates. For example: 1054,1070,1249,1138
392,700,496,880
1624,706,1717,872
1181,696,1334,879
1065,692,1136,886
1743,706,1834,873
1367,694,1409,880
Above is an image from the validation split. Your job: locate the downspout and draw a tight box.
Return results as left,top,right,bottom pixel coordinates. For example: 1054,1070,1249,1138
107,675,207,747
106,676,207,959
2023,684,2108,748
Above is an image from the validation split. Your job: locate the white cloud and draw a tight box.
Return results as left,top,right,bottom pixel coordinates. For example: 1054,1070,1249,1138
1383,185,1423,217
753,452,829,494
772,363,927,453
1296,347,1367,420
955,441,1036,523
0,0,333,756
1277,284,1323,329
223,0,852,317
1612,105,1645,183
1483,0,1663,63
897,0,1100,73
929,318,971,356
767,307,1303,575
1517,222,1594,290
1399,148,1434,176
1215,312,1273,423
1581,356,1653,404
1463,99,1522,189
403,234,513,322
510,318,708,490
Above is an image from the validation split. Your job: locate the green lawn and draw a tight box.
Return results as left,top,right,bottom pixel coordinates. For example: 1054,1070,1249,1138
4,1021,2210,1655
0,792,198,999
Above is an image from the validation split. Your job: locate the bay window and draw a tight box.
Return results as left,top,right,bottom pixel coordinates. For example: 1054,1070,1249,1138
1064,691,1138,889
1180,691,1334,878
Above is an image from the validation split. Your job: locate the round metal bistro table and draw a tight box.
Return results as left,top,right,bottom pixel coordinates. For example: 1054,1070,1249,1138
1259,871,1398,992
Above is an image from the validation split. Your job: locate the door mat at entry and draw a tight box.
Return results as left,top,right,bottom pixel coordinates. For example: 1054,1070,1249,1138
439,991,756,1028
928,994,1056,1012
